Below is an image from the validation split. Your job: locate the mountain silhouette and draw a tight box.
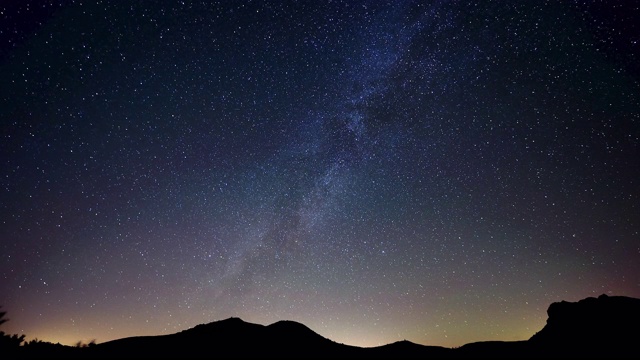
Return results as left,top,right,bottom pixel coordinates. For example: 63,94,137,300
7,294,639,358
90,317,359,358
527,294,640,358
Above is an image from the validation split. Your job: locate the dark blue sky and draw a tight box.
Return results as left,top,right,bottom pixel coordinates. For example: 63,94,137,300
1,0,639,347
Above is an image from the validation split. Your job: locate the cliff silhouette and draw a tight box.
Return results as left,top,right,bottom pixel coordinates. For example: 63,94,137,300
5,294,639,358
527,294,640,358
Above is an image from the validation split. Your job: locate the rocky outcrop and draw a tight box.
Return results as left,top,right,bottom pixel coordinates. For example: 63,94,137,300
528,294,640,357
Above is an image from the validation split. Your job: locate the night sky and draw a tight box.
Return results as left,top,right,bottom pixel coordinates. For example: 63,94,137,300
1,0,639,348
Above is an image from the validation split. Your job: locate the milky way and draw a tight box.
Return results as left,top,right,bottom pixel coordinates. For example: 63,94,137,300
1,1,639,348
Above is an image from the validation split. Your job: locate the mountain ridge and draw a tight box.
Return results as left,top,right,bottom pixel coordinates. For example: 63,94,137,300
8,294,639,358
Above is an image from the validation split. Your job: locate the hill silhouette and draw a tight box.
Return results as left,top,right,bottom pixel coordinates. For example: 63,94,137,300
5,294,639,358
527,294,640,358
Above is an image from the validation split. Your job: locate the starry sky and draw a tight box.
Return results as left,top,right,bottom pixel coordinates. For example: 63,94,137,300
1,0,639,349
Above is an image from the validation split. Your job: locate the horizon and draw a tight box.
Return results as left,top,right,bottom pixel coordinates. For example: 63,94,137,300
3,293,633,348
1,1,639,350
0,306,562,348
2,293,626,348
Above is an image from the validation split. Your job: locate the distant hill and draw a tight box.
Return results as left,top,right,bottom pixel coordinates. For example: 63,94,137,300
7,294,639,358
92,317,360,358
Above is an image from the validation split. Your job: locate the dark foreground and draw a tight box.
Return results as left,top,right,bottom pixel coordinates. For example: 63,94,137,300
4,294,639,358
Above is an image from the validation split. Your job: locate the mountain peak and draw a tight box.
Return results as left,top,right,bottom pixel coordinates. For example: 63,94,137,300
267,319,314,332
